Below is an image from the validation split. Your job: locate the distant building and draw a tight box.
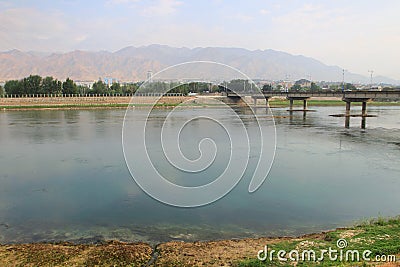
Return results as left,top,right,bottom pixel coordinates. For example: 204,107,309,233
370,85,383,91
103,77,118,86
75,80,95,89
295,79,311,87
147,71,153,82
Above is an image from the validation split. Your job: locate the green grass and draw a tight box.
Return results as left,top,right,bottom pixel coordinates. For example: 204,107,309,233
237,216,400,266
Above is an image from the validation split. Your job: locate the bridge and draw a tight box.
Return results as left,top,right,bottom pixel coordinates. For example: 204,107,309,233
226,90,400,128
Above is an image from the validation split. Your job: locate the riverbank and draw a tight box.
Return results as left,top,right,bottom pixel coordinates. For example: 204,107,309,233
1,96,399,110
0,217,398,266
0,96,193,110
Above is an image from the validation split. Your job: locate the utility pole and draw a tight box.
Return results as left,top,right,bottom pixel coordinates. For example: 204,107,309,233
342,69,345,92
368,70,374,90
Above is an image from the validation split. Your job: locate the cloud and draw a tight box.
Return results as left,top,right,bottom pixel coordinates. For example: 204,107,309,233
141,0,183,16
0,7,97,52
105,0,140,7
260,9,270,15
0,8,67,50
266,3,400,79
226,13,254,22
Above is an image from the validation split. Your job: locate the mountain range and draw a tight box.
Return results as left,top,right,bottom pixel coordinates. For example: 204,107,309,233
0,44,397,84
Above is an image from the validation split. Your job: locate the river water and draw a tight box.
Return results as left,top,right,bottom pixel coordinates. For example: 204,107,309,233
0,106,399,244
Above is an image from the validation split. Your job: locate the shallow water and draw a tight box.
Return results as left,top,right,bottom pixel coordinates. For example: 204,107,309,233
0,106,399,244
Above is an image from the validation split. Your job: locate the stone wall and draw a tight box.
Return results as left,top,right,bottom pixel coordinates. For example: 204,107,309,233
0,96,194,106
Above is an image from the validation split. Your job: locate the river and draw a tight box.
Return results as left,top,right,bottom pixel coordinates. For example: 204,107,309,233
0,106,399,244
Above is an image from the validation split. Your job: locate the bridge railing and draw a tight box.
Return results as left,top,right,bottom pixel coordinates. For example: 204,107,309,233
240,90,400,99
0,92,185,98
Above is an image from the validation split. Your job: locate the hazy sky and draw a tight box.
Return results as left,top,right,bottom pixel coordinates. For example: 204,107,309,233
1,0,399,79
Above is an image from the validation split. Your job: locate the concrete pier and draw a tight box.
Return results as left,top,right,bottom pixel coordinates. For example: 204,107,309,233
289,99,294,111
362,101,367,116
286,96,310,111
250,95,270,112
345,101,351,128
343,98,370,129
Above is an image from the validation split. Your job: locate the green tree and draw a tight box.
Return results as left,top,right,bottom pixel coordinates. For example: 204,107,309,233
170,83,189,95
192,82,211,93
262,84,273,91
344,83,356,90
41,76,62,94
329,84,339,91
62,78,78,94
77,85,89,95
121,83,138,95
290,84,302,91
310,82,321,91
210,84,220,93
91,80,108,94
110,82,122,94
4,80,22,95
23,75,42,94
0,85,4,96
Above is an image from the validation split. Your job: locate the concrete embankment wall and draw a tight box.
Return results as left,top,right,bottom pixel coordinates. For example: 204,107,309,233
0,96,194,106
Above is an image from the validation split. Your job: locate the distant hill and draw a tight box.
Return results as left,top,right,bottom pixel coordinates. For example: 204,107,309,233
0,45,398,84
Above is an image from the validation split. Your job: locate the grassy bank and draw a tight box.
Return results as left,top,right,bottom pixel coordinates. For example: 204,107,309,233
238,217,400,267
0,217,399,266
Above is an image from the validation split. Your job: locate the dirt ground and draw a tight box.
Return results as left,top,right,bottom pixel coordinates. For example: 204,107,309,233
0,232,398,266
0,237,304,267
154,236,297,266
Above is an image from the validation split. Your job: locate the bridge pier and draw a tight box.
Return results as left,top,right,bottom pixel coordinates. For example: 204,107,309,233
345,102,351,128
343,98,370,129
361,101,368,129
362,101,367,116
250,95,270,113
287,96,310,111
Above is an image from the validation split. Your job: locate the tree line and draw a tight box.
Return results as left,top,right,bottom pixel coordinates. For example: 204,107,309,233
1,76,366,97
1,76,226,96
0,77,326,97
1,75,141,96
262,82,357,92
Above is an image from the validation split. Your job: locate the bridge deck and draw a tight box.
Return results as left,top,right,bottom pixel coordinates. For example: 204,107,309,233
257,91,400,100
